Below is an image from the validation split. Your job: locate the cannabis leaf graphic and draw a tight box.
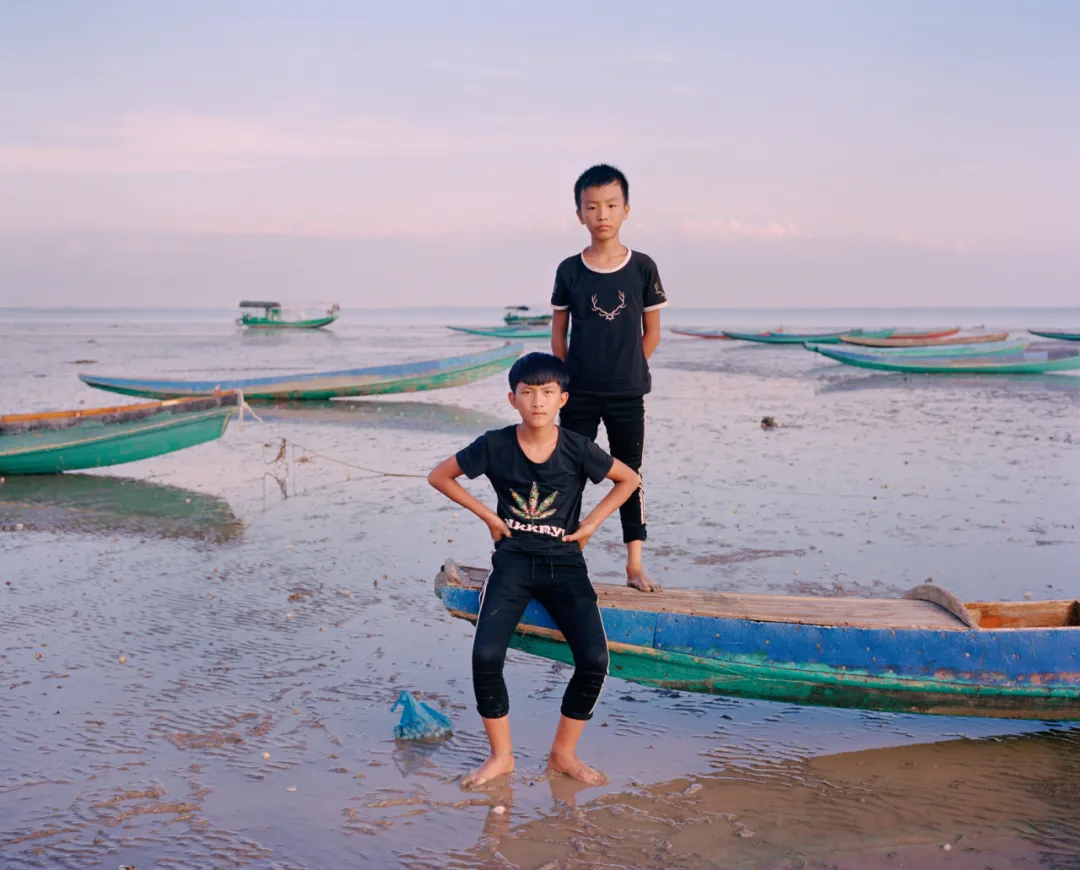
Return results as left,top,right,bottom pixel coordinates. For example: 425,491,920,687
509,482,559,520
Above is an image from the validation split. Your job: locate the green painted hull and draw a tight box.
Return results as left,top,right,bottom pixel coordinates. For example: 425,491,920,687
807,339,1030,358
0,407,234,475
814,346,1080,374
1029,329,1080,342
239,314,338,329
510,634,1080,719
724,329,893,344
449,326,552,339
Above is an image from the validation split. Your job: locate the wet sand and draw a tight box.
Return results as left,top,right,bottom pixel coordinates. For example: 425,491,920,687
1,314,1077,868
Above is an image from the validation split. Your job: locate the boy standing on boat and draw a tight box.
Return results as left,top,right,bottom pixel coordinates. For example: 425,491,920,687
551,164,667,593
428,352,640,787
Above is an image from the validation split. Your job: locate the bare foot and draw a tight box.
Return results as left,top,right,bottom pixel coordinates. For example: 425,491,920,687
547,751,608,787
461,754,515,789
626,565,662,592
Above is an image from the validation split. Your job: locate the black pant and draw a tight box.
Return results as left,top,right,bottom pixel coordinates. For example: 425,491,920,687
560,392,647,544
472,549,609,721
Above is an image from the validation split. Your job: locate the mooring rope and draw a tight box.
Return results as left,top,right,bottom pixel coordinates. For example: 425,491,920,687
231,390,428,480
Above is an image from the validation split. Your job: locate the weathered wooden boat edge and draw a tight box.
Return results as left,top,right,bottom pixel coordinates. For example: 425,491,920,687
435,559,1080,720
78,344,525,400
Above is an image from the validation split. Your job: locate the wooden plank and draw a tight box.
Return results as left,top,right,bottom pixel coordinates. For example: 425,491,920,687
453,564,966,630
965,600,1079,629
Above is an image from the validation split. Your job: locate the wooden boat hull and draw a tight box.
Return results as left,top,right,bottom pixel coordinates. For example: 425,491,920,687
887,328,960,340
0,395,237,475
79,344,524,401
812,346,1080,374
723,329,893,344
436,561,1080,720
807,339,1030,358
449,326,552,339
670,328,735,339
238,314,339,329
1029,329,1080,342
840,332,1008,348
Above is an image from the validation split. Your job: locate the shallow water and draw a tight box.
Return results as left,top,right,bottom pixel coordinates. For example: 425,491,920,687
1,311,1077,868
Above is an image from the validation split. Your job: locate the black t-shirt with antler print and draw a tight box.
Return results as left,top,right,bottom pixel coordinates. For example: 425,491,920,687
551,249,667,397
456,425,615,556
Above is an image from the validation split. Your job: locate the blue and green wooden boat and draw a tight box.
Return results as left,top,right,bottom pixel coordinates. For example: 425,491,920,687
723,329,893,344
237,300,340,329
811,345,1080,374
436,560,1079,720
806,339,1030,358
0,394,238,475
79,344,524,401
449,326,552,339
1029,329,1080,342
839,331,1008,348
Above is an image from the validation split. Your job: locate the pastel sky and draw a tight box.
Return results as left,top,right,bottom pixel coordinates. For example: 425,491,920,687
0,1,1077,307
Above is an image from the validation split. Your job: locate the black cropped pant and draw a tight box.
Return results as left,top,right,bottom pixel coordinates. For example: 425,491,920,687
560,392,647,543
472,549,609,721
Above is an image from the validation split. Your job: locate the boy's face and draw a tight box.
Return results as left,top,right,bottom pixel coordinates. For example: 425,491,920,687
577,181,629,241
509,381,568,429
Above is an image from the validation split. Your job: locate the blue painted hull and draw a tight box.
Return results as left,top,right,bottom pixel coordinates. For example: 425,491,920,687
438,575,1079,720
79,344,524,401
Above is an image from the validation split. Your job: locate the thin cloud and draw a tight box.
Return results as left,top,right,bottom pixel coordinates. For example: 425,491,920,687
678,219,806,240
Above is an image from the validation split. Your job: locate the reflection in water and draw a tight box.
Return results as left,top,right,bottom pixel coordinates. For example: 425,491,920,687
251,399,511,432
432,728,1080,870
0,473,243,543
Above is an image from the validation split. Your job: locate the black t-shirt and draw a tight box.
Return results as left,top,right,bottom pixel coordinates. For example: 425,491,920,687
551,249,668,397
456,425,615,555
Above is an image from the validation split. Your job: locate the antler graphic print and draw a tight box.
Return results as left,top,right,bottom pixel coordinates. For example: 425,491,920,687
591,291,627,321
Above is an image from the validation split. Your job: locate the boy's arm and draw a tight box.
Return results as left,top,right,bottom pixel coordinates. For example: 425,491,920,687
551,310,570,361
428,456,511,542
642,309,662,360
563,459,640,547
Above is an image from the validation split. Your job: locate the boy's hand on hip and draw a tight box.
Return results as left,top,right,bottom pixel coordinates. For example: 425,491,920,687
563,521,597,550
487,517,512,542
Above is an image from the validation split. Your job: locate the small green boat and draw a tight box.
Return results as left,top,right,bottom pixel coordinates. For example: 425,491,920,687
503,305,552,327
0,394,238,475
723,329,893,344
806,339,1030,358
448,325,552,339
812,345,1080,374
1029,329,1080,342
237,300,340,329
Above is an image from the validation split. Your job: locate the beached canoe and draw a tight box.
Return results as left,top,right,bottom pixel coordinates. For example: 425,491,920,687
840,332,1009,348
237,300,340,329
806,339,1030,358
887,328,961,340
723,329,893,344
671,328,736,339
1028,329,1080,342
435,559,1079,720
449,326,552,339
79,344,525,401
811,346,1080,374
0,394,238,475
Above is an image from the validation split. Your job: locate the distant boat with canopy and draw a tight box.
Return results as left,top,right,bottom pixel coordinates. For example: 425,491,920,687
502,305,552,327
237,300,340,329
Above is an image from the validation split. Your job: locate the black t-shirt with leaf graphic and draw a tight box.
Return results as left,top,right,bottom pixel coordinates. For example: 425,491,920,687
456,425,615,556
551,249,668,397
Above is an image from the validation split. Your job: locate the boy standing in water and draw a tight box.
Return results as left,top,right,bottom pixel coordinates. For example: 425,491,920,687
552,164,666,592
428,352,640,787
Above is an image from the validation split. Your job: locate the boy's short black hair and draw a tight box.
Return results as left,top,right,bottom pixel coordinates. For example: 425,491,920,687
509,352,569,392
574,164,629,209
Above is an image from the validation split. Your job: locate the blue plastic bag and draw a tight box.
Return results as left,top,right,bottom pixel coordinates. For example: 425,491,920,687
391,690,453,740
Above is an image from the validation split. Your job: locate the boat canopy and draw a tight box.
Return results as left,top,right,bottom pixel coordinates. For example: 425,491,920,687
239,300,282,309
505,305,531,311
